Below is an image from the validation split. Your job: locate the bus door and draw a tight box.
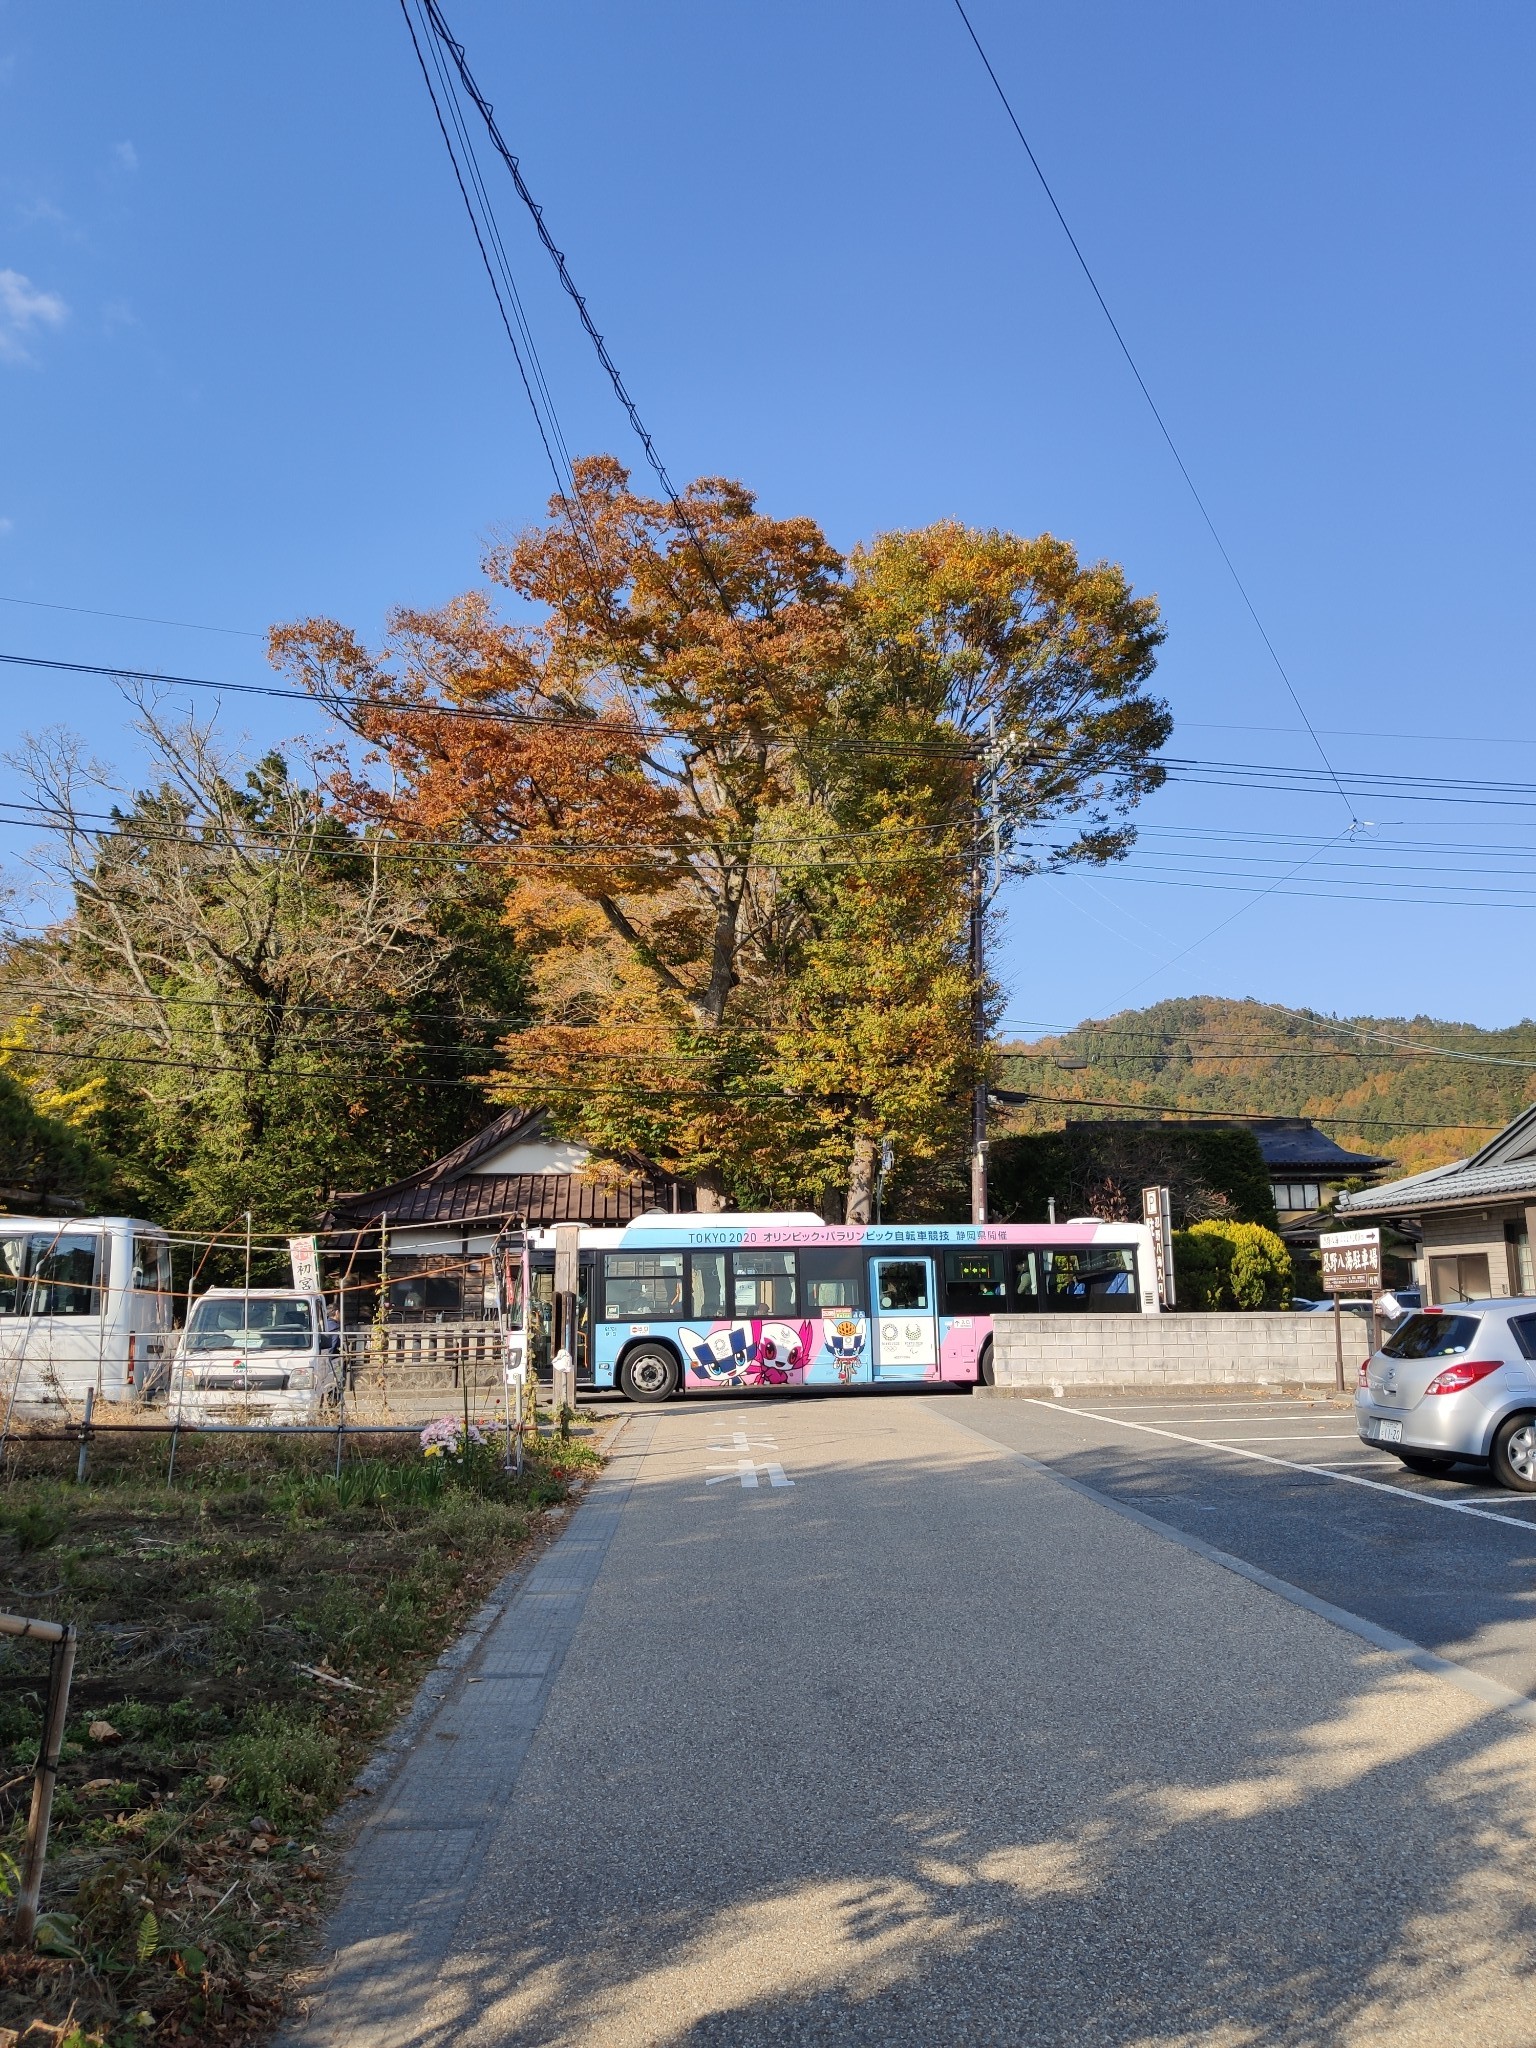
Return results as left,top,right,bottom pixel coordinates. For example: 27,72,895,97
868,1256,938,1380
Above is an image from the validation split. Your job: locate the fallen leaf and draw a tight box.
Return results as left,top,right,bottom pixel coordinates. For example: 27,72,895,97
82,1777,119,1794
204,1772,229,1794
89,1719,123,1745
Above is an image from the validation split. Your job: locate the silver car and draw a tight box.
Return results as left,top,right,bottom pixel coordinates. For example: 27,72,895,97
1356,1299,1536,1488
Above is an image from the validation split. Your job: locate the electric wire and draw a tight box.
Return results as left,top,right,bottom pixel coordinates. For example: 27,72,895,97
949,0,1359,828
411,0,731,604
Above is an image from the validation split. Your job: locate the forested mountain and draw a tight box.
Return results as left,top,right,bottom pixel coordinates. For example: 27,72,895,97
999,996,1536,1177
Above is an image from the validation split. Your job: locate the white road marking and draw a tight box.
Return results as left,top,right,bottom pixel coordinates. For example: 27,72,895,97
1195,1432,1360,1443
705,1453,794,1488
1026,1399,1536,1532
709,1430,779,1452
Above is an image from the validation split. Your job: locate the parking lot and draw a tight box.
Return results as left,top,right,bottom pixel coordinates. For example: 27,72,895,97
955,1388,1536,1701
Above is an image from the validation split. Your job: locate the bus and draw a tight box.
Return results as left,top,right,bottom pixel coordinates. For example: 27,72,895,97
526,1210,1160,1402
0,1216,175,1412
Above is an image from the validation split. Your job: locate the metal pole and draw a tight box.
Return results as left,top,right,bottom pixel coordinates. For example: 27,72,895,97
1333,1292,1344,1393
75,1386,94,1485
13,1619,76,1946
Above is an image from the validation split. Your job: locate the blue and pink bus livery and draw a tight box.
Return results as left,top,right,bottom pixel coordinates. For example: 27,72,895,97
543,1211,1161,1403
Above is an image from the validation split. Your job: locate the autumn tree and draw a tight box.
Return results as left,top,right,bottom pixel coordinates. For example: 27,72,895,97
271,457,1170,1218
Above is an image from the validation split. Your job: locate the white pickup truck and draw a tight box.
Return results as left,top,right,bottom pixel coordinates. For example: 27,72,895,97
168,1286,341,1424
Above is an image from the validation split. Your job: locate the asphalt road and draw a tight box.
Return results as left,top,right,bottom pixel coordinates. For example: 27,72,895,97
961,1388,1536,1699
289,1389,1536,2048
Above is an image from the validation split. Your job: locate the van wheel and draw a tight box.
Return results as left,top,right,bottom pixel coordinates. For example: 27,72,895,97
1492,1415,1536,1491
619,1345,680,1404
977,1340,995,1388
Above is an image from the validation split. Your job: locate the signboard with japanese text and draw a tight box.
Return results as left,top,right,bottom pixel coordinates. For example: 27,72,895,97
1141,1186,1175,1307
287,1235,319,1293
1320,1228,1381,1294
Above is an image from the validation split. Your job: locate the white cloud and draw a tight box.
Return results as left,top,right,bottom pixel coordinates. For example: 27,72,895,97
112,140,138,173
0,517,13,538
0,267,67,364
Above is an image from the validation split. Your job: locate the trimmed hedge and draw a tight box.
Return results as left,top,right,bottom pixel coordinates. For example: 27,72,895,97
1172,1220,1293,1310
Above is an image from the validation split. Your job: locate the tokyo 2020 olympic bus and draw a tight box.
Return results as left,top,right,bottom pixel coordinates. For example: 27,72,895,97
537,1210,1161,1404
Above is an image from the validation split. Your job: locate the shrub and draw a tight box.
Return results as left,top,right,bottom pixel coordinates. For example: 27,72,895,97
1173,1221,1292,1310
222,1705,344,1828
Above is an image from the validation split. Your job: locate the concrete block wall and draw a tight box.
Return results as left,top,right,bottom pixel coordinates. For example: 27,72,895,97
990,1312,1349,1394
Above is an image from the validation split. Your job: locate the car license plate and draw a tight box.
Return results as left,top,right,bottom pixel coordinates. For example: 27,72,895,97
1375,1420,1403,1444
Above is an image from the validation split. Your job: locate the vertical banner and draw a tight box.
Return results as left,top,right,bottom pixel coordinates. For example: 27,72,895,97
1141,1186,1175,1308
288,1235,320,1292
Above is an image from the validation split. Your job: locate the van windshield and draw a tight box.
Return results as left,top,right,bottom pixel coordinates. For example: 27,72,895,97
1382,1313,1480,1360
185,1298,314,1352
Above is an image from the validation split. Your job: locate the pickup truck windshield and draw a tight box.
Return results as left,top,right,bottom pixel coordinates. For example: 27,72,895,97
185,1298,314,1352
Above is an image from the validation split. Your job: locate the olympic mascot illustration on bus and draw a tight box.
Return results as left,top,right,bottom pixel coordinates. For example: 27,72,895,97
679,1309,869,1388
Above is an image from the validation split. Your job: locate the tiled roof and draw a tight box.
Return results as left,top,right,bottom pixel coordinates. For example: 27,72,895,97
1336,1102,1536,1216
1244,1119,1391,1173
332,1171,693,1229
1338,1157,1536,1216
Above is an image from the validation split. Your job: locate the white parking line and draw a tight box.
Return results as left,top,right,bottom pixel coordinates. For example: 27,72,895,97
1027,1399,1536,1531
1193,1433,1360,1443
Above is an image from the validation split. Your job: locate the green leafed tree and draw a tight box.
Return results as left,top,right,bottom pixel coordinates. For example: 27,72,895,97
1,698,526,1234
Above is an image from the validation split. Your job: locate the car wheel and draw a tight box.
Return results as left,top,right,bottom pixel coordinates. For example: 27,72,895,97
619,1344,679,1405
1491,1415,1536,1492
977,1340,995,1388
1397,1451,1455,1476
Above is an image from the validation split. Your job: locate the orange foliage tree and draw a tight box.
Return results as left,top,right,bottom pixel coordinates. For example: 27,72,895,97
270,457,1169,1216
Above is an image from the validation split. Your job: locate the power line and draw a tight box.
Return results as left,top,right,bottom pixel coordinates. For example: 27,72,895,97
397,0,582,533
0,651,982,761
409,0,731,605
992,1090,1500,1135
948,0,1358,828
0,594,262,638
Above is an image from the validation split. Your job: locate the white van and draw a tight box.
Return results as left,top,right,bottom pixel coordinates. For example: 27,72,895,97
168,1287,341,1424
0,1216,174,1411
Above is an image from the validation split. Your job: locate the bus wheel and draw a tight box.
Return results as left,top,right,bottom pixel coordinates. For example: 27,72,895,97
620,1345,679,1404
978,1341,995,1387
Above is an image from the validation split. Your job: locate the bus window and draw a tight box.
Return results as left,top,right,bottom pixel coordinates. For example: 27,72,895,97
132,1236,166,1295
876,1261,930,1312
689,1252,727,1320
1009,1250,1043,1310
604,1252,684,1320
1042,1247,1138,1310
0,1234,27,1315
802,1248,864,1312
30,1235,103,1317
733,1251,796,1317
943,1250,1005,1313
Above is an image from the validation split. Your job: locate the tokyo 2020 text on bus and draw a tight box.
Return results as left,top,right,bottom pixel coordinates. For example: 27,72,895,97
532,1210,1160,1403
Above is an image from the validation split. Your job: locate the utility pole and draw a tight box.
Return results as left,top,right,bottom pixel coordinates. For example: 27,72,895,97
970,846,988,1224
970,716,1000,1225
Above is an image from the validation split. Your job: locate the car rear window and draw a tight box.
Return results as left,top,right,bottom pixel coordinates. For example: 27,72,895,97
1508,1313,1536,1361
1383,1313,1481,1359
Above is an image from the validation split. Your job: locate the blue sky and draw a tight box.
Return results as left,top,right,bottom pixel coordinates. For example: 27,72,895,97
2,0,1533,1033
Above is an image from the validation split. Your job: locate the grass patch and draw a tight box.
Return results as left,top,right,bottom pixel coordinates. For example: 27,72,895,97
0,1414,603,2044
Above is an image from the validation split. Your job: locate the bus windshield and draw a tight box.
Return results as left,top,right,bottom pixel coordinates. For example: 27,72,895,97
185,1297,315,1352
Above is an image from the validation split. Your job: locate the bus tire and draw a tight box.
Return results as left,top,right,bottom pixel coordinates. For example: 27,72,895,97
978,1340,995,1388
619,1344,680,1405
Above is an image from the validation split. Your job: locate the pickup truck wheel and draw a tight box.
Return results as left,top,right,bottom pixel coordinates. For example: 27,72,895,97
619,1344,679,1404
1491,1415,1536,1492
